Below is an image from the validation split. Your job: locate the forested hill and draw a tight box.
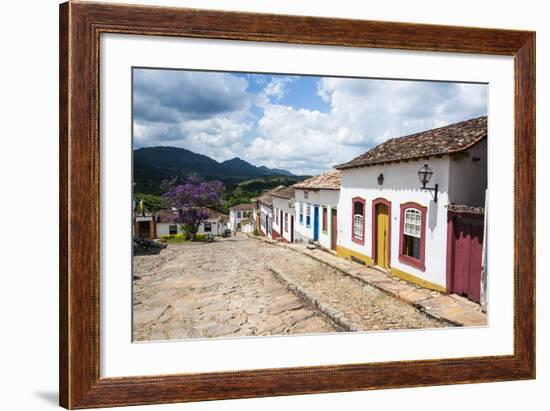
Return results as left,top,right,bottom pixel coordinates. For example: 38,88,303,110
133,146,301,194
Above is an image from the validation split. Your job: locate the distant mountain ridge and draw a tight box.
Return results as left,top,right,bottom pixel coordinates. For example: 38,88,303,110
133,146,297,194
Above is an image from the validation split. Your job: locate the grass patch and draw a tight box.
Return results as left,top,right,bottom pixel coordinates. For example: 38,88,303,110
160,234,210,243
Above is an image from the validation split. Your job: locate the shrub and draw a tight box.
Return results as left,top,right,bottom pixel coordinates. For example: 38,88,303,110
160,233,211,242
253,229,259,236
160,234,186,242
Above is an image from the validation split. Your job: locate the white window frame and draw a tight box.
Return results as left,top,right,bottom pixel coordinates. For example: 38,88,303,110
352,200,365,241
353,214,364,240
404,208,422,238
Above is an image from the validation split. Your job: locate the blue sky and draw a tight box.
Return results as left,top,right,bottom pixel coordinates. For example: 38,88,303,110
133,68,487,175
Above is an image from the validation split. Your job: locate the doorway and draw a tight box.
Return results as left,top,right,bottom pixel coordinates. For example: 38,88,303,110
290,215,294,242
447,213,484,303
374,202,390,269
330,208,338,251
138,220,152,239
313,206,319,241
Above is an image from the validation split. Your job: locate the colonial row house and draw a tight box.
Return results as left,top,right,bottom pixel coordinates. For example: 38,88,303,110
228,203,254,232
334,116,487,304
292,170,341,252
271,186,296,243
255,185,287,239
134,207,229,238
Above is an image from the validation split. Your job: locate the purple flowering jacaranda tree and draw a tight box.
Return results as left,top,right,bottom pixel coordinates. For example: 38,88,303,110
162,175,225,240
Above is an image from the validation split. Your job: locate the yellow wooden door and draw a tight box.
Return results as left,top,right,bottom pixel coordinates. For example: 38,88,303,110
376,205,389,268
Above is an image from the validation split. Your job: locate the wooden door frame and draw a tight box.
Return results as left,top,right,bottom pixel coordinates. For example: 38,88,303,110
446,210,485,295
372,198,392,268
331,208,338,251
313,205,320,241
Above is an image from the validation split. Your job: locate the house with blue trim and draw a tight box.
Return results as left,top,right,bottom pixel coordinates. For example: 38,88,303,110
292,170,341,251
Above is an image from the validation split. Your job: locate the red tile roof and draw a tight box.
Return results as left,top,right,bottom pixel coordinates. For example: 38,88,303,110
229,203,254,211
270,186,295,199
257,185,287,207
292,170,341,190
335,116,487,170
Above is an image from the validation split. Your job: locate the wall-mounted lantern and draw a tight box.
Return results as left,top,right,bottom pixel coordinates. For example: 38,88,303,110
418,163,438,202
377,173,384,185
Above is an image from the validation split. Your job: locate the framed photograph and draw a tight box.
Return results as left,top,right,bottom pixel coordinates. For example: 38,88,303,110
59,1,535,408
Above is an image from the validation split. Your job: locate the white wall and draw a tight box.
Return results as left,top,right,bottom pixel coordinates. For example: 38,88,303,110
448,139,488,207
156,222,182,237
157,219,226,237
294,189,339,248
338,157,451,287
259,203,273,237
229,209,253,230
241,222,254,233
272,196,295,242
197,219,226,236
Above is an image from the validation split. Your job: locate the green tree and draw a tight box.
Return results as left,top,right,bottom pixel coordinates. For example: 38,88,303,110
134,193,166,213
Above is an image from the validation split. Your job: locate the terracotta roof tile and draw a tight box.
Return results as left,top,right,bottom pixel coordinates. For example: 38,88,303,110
335,116,487,170
258,185,287,206
270,186,295,199
229,203,254,211
292,170,341,190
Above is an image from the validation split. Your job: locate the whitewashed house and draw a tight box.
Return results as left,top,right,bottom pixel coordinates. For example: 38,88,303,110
257,185,287,239
155,208,228,237
271,187,295,243
293,170,341,251
334,116,487,303
228,204,254,231
238,218,254,233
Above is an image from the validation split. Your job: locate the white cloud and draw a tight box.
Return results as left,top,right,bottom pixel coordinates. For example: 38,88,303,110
263,77,293,101
133,69,254,161
134,68,487,176
243,78,487,174
134,115,252,161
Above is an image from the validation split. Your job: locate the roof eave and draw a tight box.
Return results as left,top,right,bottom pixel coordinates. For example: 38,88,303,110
335,134,487,170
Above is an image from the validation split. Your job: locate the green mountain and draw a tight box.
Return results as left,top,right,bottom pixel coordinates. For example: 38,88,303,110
133,146,299,194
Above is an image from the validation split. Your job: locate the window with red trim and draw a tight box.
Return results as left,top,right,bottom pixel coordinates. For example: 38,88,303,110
399,203,427,270
352,197,365,243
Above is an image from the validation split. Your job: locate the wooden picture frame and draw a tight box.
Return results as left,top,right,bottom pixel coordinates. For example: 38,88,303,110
59,1,535,408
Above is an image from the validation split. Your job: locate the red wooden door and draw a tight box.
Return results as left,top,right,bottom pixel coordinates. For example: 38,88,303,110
331,209,338,250
449,216,483,303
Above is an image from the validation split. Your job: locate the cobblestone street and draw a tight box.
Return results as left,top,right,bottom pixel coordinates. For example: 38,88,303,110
133,234,448,341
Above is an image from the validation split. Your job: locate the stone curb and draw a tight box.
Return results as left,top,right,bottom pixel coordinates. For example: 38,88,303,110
248,234,464,327
266,266,361,332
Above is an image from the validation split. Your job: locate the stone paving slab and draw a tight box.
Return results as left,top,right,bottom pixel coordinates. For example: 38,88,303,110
414,296,488,327
265,254,446,331
133,235,339,341
252,235,487,327
134,233,457,342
